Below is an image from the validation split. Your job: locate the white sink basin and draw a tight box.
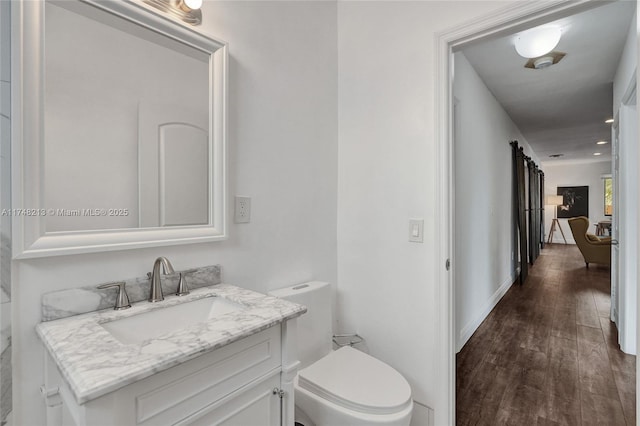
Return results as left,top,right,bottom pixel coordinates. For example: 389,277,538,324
100,296,246,345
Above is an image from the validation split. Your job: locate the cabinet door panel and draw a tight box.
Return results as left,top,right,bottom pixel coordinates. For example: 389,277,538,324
179,374,280,426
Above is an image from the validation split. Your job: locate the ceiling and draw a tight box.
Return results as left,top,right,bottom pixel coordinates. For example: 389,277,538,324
460,1,635,165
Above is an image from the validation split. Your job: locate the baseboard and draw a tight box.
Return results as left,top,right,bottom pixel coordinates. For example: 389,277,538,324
456,268,519,352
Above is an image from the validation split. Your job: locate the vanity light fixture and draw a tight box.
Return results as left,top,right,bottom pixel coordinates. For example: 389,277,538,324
605,118,614,124
142,0,202,25
515,26,561,58
180,0,203,11
596,141,608,145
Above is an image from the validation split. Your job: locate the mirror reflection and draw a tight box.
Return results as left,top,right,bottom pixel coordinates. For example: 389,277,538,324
44,1,210,233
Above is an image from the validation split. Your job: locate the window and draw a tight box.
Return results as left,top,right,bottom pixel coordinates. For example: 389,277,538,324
604,177,613,216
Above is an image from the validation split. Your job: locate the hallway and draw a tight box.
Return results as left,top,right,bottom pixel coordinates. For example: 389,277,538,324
456,244,636,425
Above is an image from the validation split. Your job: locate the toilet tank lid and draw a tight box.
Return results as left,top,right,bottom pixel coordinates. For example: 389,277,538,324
268,281,329,298
298,346,412,415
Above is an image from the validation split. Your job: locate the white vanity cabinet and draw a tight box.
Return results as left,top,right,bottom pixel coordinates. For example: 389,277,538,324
42,325,296,426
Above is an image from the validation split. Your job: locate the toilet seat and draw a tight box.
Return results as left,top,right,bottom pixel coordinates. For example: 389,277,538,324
297,346,412,416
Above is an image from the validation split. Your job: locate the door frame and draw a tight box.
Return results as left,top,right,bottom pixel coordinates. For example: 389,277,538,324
617,81,637,354
611,112,620,326
433,1,632,424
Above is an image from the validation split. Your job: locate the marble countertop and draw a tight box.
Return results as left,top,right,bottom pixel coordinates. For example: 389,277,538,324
36,284,306,404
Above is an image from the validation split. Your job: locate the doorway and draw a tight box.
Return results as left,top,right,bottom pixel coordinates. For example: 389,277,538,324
435,1,639,424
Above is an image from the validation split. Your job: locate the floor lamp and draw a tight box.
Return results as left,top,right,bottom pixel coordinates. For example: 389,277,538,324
546,195,567,244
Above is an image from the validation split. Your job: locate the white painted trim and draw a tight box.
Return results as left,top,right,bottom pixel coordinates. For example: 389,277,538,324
621,73,637,106
11,0,228,259
435,1,599,424
611,110,620,327
456,269,519,353
618,81,637,355
434,21,454,426
636,6,640,413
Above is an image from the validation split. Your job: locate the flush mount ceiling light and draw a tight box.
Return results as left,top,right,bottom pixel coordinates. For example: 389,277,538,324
143,0,202,25
605,118,614,124
515,26,561,58
593,152,602,156
596,141,608,145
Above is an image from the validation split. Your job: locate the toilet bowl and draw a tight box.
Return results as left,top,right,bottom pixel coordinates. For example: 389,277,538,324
269,282,413,426
295,346,413,426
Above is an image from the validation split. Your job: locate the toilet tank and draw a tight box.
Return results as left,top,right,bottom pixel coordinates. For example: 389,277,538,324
269,281,332,369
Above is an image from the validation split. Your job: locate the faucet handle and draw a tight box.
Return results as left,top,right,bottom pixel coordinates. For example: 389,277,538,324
176,273,190,296
97,282,132,310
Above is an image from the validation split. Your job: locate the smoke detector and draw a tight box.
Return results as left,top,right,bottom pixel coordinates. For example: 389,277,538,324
525,51,566,69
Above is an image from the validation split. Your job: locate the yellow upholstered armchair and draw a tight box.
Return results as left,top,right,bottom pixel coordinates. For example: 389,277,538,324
567,216,611,268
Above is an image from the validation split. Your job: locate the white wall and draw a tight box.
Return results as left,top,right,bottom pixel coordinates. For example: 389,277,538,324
336,2,510,423
13,2,338,425
452,52,537,352
542,160,612,244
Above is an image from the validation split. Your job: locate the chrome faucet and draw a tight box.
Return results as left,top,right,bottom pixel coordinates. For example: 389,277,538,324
148,257,175,302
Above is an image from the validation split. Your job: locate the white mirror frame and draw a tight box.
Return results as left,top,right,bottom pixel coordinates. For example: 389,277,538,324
12,0,228,259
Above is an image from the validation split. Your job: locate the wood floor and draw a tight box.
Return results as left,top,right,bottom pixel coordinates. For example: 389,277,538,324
456,243,636,425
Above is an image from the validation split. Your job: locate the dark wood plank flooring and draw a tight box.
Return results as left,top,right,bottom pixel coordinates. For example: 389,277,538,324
456,243,636,425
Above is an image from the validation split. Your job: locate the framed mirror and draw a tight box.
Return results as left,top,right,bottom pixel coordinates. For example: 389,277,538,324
12,0,227,258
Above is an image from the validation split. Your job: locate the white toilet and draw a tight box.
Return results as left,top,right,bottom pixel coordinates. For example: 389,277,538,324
269,281,413,426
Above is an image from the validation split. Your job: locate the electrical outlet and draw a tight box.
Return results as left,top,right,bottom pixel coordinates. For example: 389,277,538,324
234,196,251,223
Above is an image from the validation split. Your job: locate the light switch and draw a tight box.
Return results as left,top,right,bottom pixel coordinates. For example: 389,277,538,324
409,219,424,243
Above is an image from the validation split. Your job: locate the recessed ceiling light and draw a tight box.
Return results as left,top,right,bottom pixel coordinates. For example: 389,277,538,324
548,154,564,158
605,118,614,124
593,152,602,156
596,141,608,145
